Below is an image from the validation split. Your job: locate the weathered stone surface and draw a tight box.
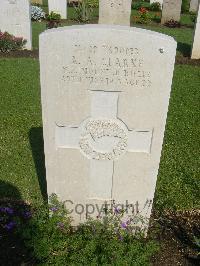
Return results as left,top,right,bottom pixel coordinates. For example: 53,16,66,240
0,0,32,50
161,0,182,24
190,0,199,12
40,25,176,226
48,0,67,19
191,4,200,59
99,0,132,25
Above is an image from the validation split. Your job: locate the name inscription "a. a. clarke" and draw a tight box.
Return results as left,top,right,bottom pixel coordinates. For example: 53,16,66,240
62,44,152,89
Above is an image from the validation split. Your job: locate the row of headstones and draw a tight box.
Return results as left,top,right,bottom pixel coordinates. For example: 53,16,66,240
151,0,200,12
33,0,200,24
1,0,200,59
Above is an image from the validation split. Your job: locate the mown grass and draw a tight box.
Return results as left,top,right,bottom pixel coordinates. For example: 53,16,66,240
155,65,200,211
0,59,199,211
0,59,43,205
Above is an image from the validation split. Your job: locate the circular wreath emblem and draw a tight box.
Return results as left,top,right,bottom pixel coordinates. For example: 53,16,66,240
79,119,128,161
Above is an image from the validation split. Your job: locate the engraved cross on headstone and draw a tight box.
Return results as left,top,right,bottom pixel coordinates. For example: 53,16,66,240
55,91,153,200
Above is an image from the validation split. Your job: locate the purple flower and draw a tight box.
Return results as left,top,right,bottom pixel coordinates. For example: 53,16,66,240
23,211,32,219
50,206,59,212
114,207,120,214
57,222,64,229
121,222,128,229
0,207,14,215
118,234,123,241
4,221,16,231
5,207,14,215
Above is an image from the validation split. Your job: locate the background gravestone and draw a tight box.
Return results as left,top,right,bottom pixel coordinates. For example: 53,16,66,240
0,0,32,50
99,0,132,25
48,0,67,19
40,25,176,226
191,4,200,59
150,0,163,9
161,0,182,24
189,0,199,12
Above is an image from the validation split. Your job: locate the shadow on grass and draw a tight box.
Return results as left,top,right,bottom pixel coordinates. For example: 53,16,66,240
29,127,47,202
0,181,33,265
177,42,191,57
0,180,21,200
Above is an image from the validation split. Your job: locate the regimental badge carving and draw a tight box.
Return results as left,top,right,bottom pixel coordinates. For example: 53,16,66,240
79,119,128,161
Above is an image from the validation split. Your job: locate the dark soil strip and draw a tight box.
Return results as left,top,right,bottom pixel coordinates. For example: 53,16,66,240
176,56,200,66
0,50,39,59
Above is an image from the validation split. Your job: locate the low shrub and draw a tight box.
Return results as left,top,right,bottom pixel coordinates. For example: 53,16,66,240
164,19,181,28
46,12,61,29
149,2,161,11
31,5,45,21
134,7,151,24
0,31,27,53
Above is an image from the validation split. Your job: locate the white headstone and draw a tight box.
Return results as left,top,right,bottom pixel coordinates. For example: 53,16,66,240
191,4,200,59
40,25,176,226
190,0,199,12
161,0,182,24
99,0,132,25
48,0,67,19
150,0,163,9
0,0,32,50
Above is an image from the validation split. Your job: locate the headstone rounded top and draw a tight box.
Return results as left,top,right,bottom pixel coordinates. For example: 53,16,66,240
40,24,176,44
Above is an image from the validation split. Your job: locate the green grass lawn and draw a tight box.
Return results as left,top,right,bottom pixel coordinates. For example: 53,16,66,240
0,59,199,211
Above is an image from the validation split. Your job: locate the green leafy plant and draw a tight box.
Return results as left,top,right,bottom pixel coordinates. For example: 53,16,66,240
20,194,158,264
149,2,161,11
87,0,99,8
46,12,61,29
73,0,94,22
0,31,27,53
